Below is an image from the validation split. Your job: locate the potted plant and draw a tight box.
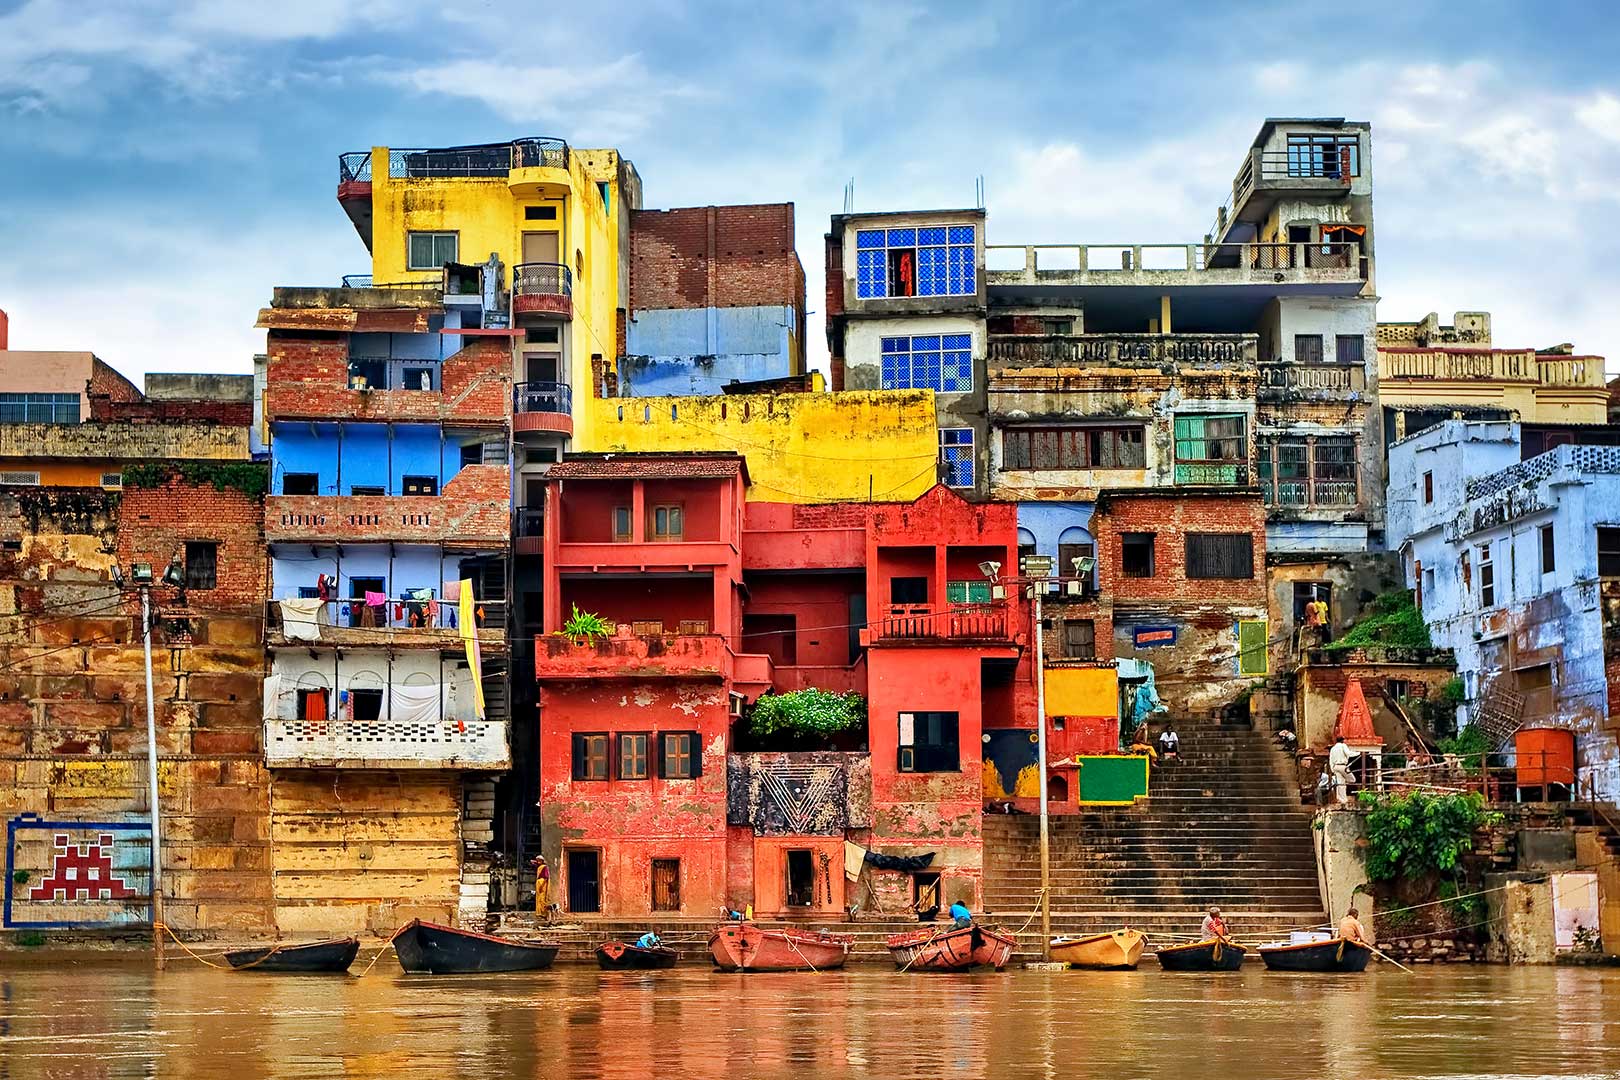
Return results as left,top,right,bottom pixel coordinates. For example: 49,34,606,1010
557,604,611,646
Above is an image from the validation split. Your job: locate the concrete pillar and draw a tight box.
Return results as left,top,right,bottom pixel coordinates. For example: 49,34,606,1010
631,480,646,543
1159,296,1172,335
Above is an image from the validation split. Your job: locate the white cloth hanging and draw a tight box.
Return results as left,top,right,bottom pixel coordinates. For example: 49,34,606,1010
388,684,442,725
279,598,326,641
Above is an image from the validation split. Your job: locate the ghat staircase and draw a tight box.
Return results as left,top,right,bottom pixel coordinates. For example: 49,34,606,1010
982,710,1327,952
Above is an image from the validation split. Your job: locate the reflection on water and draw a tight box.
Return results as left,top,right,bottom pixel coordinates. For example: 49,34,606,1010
1,960,1618,1079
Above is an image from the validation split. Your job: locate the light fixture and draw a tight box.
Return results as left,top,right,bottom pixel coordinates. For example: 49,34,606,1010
131,563,154,584
978,560,1001,580
162,557,185,589
1075,556,1095,574
109,565,123,586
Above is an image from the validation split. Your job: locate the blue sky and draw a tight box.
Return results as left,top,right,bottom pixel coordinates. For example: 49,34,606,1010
2,0,1618,380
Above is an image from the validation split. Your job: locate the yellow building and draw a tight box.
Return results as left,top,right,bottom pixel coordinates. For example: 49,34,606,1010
1377,310,1610,431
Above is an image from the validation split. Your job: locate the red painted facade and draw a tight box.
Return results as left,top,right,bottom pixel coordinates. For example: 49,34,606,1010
535,457,1036,918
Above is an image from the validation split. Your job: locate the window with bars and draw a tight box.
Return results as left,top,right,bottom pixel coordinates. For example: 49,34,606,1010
1186,533,1254,579
880,334,972,392
1295,335,1324,364
1258,437,1358,508
856,225,976,298
1003,426,1145,471
407,231,457,270
1286,133,1360,177
939,428,974,487
1336,335,1365,364
1173,415,1247,484
183,541,218,590
0,392,79,424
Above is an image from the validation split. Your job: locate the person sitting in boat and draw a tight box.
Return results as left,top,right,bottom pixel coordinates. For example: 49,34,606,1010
1338,907,1368,943
1157,724,1181,764
1201,906,1229,941
636,931,662,949
949,900,974,929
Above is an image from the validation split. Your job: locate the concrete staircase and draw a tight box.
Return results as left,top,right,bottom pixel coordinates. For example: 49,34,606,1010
983,713,1327,951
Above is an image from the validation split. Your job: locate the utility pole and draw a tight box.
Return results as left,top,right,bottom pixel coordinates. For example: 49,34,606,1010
137,580,165,970
1032,580,1050,960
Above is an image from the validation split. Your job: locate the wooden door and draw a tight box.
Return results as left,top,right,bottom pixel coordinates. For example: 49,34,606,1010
651,858,680,912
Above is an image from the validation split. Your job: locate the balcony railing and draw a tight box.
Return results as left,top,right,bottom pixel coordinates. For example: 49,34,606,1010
339,274,441,291
265,717,508,769
338,139,571,183
989,333,1256,370
985,242,1364,285
1264,480,1359,508
1258,362,1368,396
514,262,572,298
1379,348,1607,389
1174,463,1250,486
265,598,507,648
516,508,545,538
515,380,571,415
875,603,1011,642
339,151,371,183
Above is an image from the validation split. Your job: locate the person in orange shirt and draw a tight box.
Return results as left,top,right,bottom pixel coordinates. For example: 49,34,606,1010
1338,906,1367,943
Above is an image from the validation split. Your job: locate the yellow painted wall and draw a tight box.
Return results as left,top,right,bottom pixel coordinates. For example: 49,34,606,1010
366,144,626,449
582,389,940,502
1044,666,1118,717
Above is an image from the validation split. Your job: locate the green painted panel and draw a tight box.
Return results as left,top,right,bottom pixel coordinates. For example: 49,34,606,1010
1076,755,1149,804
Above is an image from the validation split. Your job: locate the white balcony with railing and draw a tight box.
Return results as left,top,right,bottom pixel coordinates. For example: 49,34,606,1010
985,242,1365,290
264,717,509,769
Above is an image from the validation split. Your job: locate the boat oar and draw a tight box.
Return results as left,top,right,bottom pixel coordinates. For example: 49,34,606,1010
1364,941,1413,973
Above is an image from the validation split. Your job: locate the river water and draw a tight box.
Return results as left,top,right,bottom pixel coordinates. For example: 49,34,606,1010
2,959,1618,1079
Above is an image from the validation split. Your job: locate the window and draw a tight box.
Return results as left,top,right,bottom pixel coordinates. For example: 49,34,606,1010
402,366,434,391
1237,620,1269,676
460,442,483,469
1541,524,1556,576
617,733,649,780
407,231,457,270
524,205,558,220
1312,439,1358,506
282,473,318,495
1335,335,1365,365
1386,678,1414,701
1186,533,1254,579
880,334,972,392
1258,437,1357,507
526,325,561,344
350,485,385,497
0,392,79,424
1173,415,1247,484
652,505,684,540
651,858,680,912
1003,427,1145,471
1294,335,1324,364
1058,541,1095,584
402,475,438,496
856,225,976,298
183,541,218,590
100,472,122,489
350,688,383,723
1479,543,1496,607
0,471,41,486
658,732,701,779
1044,319,1073,336
1121,533,1155,578
572,733,610,781
890,577,929,605
1600,528,1620,577
939,428,974,488
1423,471,1434,504
1063,619,1096,660
946,580,991,605
1286,133,1360,178
897,711,959,773
613,506,631,541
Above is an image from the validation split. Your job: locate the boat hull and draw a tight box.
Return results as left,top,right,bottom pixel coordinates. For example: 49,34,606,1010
1259,938,1373,973
596,942,679,970
886,924,1017,972
708,923,853,972
394,920,559,975
225,937,360,973
1049,929,1147,969
1154,938,1247,972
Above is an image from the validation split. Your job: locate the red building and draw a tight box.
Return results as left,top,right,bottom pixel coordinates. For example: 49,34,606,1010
535,455,1035,919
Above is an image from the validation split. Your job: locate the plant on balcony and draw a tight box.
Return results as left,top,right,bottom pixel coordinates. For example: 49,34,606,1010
1322,590,1432,652
747,689,866,740
558,604,611,644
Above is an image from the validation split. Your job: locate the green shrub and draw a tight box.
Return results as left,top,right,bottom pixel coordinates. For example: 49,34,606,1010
748,689,866,740
1323,590,1432,651
1358,789,1497,882
559,605,611,642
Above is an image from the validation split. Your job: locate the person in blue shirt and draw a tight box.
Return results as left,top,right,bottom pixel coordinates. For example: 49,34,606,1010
636,931,662,949
949,901,973,929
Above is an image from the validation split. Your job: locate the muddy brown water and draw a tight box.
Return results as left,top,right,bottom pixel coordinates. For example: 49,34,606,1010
1,958,1617,1078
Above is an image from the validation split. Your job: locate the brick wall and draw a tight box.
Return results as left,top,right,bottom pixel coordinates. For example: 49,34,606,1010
1038,595,1114,663
87,358,142,404
264,333,509,426
630,204,804,313
1093,493,1269,606
117,476,268,614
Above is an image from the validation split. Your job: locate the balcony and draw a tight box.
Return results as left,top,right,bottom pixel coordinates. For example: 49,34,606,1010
1174,463,1250,486
536,633,732,681
265,717,509,770
339,139,569,182
985,242,1365,291
1262,479,1359,509
512,263,573,318
513,380,573,436
515,507,545,557
1379,348,1607,389
263,337,510,427
265,482,510,547
989,333,1257,371
1258,361,1368,401
869,603,1014,645
265,598,507,651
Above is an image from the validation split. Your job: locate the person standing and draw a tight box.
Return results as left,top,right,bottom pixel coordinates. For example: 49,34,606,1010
532,854,550,916
1329,735,1354,804
1201,906,1229,941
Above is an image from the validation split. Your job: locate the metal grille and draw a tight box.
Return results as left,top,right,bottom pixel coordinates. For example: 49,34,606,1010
513,262,572,297
651,859,680,912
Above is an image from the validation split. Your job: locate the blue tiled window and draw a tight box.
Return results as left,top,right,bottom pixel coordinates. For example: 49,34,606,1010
855,225,976,298
939,428,974,488
880,334,973,393
0,393,79,424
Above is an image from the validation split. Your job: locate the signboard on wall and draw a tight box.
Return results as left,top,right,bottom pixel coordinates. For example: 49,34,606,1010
1133,625,1178,648
4,814,152,929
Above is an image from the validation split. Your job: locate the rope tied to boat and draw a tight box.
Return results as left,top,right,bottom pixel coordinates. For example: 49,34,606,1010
896,924,945,975
352,923,409,979
153,922,284,971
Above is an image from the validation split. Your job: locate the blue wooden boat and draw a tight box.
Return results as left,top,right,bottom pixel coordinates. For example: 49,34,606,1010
393,919,560,975
1259,937,1372,972
1154,938,1246,972
225,937,360,973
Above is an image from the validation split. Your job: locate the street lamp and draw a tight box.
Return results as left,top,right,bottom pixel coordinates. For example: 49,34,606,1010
114,560,167,969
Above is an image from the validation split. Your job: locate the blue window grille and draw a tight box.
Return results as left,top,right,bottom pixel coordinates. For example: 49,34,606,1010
854,225,976,299
880,334,972,393
0,393,79,424
939,428,974,488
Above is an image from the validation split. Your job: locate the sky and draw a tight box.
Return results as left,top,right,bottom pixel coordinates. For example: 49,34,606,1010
2,0,1619,383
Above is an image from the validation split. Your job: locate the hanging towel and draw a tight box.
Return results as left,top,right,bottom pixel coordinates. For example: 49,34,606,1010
844,841,868,881
364,590,387,607
442,579,461,602
425,599,440,621
279,597,326,641
316,573,334,601
459,579,484,722
388,684,443,725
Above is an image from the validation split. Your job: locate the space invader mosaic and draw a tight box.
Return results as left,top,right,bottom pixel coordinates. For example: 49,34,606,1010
5,815,151,928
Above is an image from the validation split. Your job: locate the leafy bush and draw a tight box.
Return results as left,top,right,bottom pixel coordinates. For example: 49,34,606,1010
1439,879,1485,922
124,462,269,498
1358,789,1497,882
1323,590,1432,651
559,605,611,642
748,689,866,740
1438,724,1492,760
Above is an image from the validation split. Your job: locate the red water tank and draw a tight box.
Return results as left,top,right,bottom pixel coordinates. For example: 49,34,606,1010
1515,727,1576,788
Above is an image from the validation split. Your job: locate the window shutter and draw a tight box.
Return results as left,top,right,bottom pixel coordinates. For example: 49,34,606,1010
655,734,667,779
686,732,702,779
571,733,585,780
946,581,966,604
1237,620,1269,676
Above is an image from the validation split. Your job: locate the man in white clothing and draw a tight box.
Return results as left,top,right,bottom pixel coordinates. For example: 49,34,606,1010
1328,735,1355,804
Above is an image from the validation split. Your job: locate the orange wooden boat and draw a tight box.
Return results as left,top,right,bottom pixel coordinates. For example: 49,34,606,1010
708,922,854,972
886,924,1017,972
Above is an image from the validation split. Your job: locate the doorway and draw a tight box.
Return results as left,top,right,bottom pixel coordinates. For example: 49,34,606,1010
785,849,815,908
522,231,560,266
651,858,681,912
567,849,600,913
349,576,384,628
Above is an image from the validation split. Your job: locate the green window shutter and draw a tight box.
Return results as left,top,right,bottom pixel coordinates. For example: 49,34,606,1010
946,580,966,604
947,580,991,604
1237,620,1269,676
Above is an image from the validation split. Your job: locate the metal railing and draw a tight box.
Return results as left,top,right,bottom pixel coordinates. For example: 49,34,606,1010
381,138,569,179
1265,480,1359,508
339,273,441,291
1259,148,1359,181
513,262,572,297
338,151,371,183
1173,463,1250,486
516,508,545,538
875,603,1010,642
267,596,505,635
514,380,571,415
1258,362,1368,393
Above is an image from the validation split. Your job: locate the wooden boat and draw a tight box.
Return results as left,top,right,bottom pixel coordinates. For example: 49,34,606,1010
1049,929,1147,970
1154,938,1247,972
886,923,1017,972
1259,937,1372,973
708,922,854,972
224,937,359,973
595,941,679,970
393,919,560,975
